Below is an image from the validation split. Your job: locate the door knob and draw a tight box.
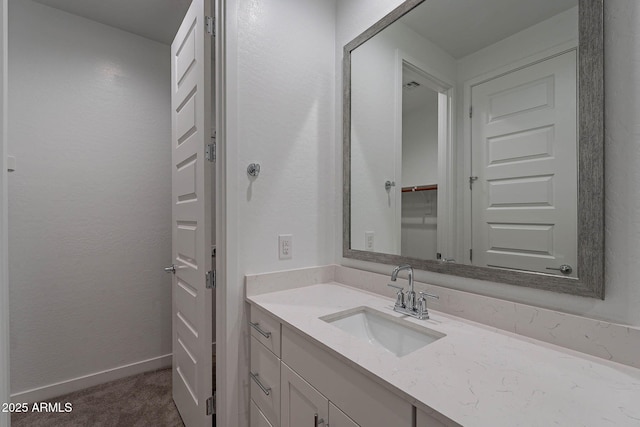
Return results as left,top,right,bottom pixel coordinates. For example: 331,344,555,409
164,264,176,274
546,264,572,275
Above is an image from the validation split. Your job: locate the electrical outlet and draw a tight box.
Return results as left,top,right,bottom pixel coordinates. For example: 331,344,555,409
279,234,293,260
365,231,374,251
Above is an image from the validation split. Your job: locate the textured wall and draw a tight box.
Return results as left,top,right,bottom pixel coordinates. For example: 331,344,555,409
8,0,171,394
236,0,336,275
221,0,337,425
337,0,640,326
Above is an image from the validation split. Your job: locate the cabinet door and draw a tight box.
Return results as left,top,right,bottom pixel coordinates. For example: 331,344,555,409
250,400,274,427
416,408,448,427
281,362,328,427
329,402,360,427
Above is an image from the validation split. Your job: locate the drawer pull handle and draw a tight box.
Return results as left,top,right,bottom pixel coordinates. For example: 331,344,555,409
250,322,272,339
249,371,271,396
314,413,325,426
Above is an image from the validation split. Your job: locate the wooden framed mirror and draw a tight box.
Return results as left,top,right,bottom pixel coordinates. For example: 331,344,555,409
343,0,604,298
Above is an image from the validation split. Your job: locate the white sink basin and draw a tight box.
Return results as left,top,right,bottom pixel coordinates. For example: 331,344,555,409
321,307,445,357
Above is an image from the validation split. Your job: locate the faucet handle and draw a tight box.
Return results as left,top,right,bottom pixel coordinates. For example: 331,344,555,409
387,283,405,308
419,291,439,300
417,291,439,319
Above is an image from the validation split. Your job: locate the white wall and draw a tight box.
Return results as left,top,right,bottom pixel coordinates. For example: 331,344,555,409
337,0,640,327
402,101,438,186
350,20,455,254
0,0,9,424
456,7,578,83
8,0,171,397
222,0,337,424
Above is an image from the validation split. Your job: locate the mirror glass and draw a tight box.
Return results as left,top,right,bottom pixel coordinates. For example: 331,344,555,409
345,0,604,297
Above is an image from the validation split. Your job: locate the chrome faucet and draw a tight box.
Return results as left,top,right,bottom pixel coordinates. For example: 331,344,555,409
387,264,439,320
391,264,415,309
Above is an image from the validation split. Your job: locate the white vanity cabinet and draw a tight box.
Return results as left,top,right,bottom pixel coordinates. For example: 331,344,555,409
249,304,413,427
281,363,329,427
250,306,282,427
329,402,360,427
416,408,450,427
281,362,360,427
250,400,274,427
281,325,412,427
250,304,281,357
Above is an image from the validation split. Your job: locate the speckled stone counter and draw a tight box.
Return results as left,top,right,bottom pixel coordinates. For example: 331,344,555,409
247,282,640,427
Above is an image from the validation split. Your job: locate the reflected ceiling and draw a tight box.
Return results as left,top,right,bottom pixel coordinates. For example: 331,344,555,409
400,0,577,58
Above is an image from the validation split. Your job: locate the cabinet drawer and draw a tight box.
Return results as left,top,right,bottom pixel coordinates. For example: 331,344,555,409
250,399,274,427
250,336,281,427
282,326,412,427
250,305,281,357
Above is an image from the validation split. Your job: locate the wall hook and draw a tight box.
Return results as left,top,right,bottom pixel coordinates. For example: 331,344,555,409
247,163,261,177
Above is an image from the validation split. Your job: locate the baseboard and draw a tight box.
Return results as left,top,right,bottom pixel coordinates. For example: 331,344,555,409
11,354,172,404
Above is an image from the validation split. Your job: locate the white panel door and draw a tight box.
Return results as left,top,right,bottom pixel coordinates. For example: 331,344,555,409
171,0,213,425
471,51,577,277
281,362,328,427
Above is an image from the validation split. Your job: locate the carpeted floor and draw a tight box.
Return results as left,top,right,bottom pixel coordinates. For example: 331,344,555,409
12,368,184,427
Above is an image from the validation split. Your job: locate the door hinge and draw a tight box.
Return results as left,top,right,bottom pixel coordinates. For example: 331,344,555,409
206,270,216,289
206,141,216,163
469,176,478,190
469,105,473,118
206,16,215,37
206,393,215,415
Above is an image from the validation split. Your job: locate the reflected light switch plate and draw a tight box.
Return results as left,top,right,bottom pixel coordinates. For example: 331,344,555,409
365,231,374,251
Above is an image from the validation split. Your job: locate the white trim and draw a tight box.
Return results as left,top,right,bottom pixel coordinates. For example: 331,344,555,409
437,87,455,260
392,50,403,253
213,0,234,425
0,0,9,425
11,354,171,404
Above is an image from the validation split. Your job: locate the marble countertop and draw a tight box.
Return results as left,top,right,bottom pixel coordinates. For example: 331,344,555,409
247,282,640,427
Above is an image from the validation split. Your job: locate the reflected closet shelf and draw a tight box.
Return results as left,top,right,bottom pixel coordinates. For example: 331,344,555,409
401,184,437,192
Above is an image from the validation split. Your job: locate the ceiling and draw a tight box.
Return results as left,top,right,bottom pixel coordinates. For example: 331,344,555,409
400,0,577,59
31,0,577,53
32,0,191,45
402,65,438,115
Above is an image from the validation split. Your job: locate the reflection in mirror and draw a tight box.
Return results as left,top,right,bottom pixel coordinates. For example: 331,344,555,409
350,19,456,261
345,0,604,297
400,66,440,260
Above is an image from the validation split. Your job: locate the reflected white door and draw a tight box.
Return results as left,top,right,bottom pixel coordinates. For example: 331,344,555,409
471,51,577,277
170,0,213,425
